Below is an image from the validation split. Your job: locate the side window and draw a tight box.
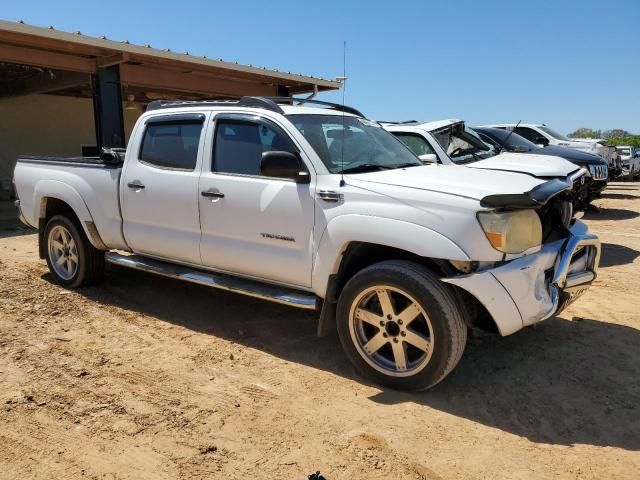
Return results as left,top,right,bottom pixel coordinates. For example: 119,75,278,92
514,127,539,143
140,122,203,170
392,133,436,157
213,119,296,175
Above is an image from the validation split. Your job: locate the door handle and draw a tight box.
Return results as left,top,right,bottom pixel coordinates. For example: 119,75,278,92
127,182,145,189
201,190,224,198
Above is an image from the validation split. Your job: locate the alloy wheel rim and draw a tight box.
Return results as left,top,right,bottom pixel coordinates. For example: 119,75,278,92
48,225,79,281
349,285,434,377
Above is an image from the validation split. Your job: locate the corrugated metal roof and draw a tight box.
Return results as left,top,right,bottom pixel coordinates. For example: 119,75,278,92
0,19,341,91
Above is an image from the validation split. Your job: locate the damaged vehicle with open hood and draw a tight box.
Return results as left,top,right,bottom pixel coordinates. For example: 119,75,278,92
13,97,600,390
384,119,598,211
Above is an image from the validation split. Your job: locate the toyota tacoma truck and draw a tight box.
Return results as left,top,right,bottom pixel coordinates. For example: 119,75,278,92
383,119,599,211
13,97,600,391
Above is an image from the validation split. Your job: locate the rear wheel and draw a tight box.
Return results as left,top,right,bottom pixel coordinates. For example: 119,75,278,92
336,260,467,390
44,215,104,288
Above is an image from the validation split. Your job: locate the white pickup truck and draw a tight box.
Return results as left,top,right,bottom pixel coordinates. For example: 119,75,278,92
13,97,601,390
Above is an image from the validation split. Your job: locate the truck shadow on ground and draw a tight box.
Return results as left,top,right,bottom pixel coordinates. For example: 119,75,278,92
61,263,640,452
598,242,640,267
583,207,639,221
601,192,639,200
0,225,35,239
370,316,640,451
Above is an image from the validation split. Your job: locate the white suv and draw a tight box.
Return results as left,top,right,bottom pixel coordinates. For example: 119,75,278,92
485,123,615,164
617,146,640,179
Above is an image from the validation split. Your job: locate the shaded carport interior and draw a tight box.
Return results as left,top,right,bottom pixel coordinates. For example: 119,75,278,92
0,19,340,226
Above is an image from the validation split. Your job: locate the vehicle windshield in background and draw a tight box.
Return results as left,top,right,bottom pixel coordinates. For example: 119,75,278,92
431,125,495,164
617,148,631,157
478,128,537,153
538,126,571,142
288,114,422,173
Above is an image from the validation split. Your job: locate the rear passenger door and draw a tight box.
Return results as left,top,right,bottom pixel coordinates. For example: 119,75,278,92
121,113,207,265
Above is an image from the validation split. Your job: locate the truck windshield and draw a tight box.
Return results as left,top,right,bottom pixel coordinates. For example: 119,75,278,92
287,114,422,173
617,148,631,156
538,126,571,142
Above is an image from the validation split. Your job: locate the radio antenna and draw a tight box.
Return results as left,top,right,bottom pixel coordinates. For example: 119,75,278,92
497,119,521,154
337,41,347,187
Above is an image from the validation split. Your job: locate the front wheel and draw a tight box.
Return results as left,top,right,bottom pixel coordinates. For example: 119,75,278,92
44,215,104,288
336,260,467,390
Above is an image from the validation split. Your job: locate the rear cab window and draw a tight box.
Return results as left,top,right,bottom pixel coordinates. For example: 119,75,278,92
139,115,205,170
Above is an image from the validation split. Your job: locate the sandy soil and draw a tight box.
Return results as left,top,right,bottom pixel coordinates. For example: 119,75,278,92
1,182,639,480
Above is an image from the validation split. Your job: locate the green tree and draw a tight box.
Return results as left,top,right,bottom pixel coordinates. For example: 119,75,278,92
568,128,602,138
603,129,631,140
606,135,640,148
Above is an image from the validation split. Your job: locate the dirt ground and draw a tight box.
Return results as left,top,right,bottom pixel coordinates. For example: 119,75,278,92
1,183,638,480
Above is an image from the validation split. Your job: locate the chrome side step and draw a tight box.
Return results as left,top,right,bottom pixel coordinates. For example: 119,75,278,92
104,252,318,310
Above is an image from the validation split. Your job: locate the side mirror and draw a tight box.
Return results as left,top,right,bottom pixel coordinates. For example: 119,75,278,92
419,153,438,163
535,136,550,147
260,151,310,183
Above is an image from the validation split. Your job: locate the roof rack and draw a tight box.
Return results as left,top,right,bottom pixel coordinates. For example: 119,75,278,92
146,96,365,118
378,120,419,125
146,96,284,113
266,97,364,117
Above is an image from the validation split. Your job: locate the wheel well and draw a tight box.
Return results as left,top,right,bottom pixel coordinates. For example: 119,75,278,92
318,241,499,336
38,197,80,259
333,242,448,297
42,197,78,221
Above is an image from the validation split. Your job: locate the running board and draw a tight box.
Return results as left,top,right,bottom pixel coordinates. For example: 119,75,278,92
104,252,318,310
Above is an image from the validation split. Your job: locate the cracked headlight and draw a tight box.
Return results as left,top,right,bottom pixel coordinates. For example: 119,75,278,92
477,209,542,254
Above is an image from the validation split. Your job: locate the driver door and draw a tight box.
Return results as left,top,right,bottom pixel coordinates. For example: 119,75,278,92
198,113,316,287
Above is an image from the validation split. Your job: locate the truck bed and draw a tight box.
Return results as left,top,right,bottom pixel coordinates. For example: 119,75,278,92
14,155,127,250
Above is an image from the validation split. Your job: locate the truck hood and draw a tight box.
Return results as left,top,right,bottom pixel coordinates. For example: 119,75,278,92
346,164,545,201
562,140,613,161
529,145,606,166
466,152,579,177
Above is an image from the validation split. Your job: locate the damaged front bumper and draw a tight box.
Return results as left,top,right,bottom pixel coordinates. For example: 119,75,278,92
443,220,600,336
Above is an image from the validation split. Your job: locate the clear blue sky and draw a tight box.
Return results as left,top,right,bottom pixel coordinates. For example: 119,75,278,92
4,0,639,134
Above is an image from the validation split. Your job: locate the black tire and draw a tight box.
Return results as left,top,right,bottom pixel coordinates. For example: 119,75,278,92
43,214,104,288
336,260,467,391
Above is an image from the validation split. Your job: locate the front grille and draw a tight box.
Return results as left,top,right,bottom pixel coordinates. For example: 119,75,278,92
588,164,608,180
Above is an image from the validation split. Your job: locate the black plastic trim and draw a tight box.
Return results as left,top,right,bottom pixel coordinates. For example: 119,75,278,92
145,113,205,125
481,177,573,209
268,96,364,117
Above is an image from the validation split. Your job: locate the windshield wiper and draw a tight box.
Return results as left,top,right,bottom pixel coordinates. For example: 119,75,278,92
341,163,394,174
391,162,422,169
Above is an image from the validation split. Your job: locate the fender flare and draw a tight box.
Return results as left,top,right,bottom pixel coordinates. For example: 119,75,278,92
33,180,102,249
311,214,470,296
